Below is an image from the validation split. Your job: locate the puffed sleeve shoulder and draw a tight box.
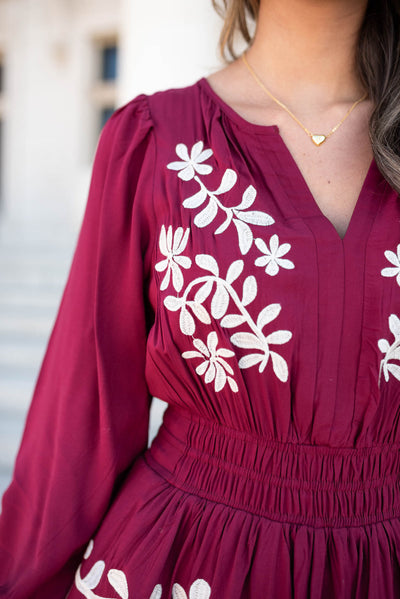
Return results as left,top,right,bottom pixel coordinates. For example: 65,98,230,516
0,94,156,598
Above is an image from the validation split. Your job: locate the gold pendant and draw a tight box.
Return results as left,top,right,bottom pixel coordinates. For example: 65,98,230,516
311,134,327,146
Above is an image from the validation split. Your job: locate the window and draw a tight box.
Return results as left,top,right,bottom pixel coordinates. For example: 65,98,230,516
101,45,117,81
90,35,119,144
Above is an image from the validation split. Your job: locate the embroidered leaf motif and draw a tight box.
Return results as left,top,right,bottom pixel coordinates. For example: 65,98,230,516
211,282,230,319
238,353,265,369
214,213,233,235
180,307,196,335
189,579,212,599
226,259,244,285
235,210,275,226
220,313,247,328
194,279,214,303
232,218,253,255
230,332,265,350
188,301,211,324
241,275,257,306
378,339,390,353
194,198,218,228
266,330,292,345
235,185,257,211
213,168,237,195
81,561,105,590
270,350,289,382
172,584,187,599
83,539,94,560
183,188,208,209
149,585,163,599
168,140,275,256
389,314,400,337
196,254,219,276
257,304,281,330
387,363,400,380
164,296,183,311
107,569,129,599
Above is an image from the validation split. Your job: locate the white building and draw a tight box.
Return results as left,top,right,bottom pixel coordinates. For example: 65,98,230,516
0,0,222,228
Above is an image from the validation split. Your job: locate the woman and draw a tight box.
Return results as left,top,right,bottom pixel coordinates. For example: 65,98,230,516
1,0,400,597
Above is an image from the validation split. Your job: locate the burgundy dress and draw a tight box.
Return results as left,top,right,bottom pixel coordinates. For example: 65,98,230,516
1,77,400,599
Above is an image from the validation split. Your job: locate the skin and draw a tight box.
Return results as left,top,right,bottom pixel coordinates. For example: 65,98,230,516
207,0,375,239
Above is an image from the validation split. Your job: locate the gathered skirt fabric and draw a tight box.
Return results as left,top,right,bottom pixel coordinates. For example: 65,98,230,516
67,408,400,599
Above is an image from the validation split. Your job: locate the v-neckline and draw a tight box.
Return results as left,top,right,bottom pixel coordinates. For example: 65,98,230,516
268,132,383,245
198,75,386,246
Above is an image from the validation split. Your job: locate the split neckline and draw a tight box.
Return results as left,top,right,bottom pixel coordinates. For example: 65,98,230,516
198,76,386,245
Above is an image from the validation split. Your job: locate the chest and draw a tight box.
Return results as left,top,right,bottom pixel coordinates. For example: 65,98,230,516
275,129,374,240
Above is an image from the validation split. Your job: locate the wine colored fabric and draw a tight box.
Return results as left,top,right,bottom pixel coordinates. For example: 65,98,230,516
1,78,400,599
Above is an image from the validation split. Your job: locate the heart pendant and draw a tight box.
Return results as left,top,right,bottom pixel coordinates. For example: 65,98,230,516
311,134,327,146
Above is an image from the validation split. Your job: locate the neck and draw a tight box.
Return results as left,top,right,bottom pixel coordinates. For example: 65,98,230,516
246,0,368,109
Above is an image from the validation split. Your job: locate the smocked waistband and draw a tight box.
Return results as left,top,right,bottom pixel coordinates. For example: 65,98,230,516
144,408,400,528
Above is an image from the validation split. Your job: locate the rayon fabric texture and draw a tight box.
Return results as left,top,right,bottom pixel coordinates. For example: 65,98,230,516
1,78,400,599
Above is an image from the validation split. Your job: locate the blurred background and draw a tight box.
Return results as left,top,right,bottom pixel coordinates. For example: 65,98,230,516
0,0,224,499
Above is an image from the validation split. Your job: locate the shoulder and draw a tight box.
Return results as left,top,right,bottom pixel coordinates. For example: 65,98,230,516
105,80,205,134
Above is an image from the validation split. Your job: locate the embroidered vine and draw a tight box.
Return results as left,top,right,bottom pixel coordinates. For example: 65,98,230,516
163,248,292,383
163,141,294,388
75,540,211,599
167,142,275,255
378,314,400,385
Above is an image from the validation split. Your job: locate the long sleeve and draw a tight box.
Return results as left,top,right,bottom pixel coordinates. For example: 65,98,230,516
0,95,156,598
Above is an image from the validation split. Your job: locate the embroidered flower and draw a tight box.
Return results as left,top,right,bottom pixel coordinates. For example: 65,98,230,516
172,579,211,599
254,234,294,276
182,331,238,392
167,141,213,181
381,244,400,286
155,225,191,291
378,314,400,384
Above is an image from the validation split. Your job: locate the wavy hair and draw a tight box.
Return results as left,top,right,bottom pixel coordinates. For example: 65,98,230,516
211,0,400,194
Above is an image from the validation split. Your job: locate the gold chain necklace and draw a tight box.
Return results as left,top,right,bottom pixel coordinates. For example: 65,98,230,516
241,52,368,146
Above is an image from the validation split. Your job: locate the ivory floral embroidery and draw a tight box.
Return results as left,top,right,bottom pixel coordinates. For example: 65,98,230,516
378,245,400,385
167,141,275,255
161,141,295,388
381,243,400,286
75,540,211,599
155,224,293,386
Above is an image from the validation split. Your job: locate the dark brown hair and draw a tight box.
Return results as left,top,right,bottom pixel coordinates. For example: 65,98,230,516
212,0,400,194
